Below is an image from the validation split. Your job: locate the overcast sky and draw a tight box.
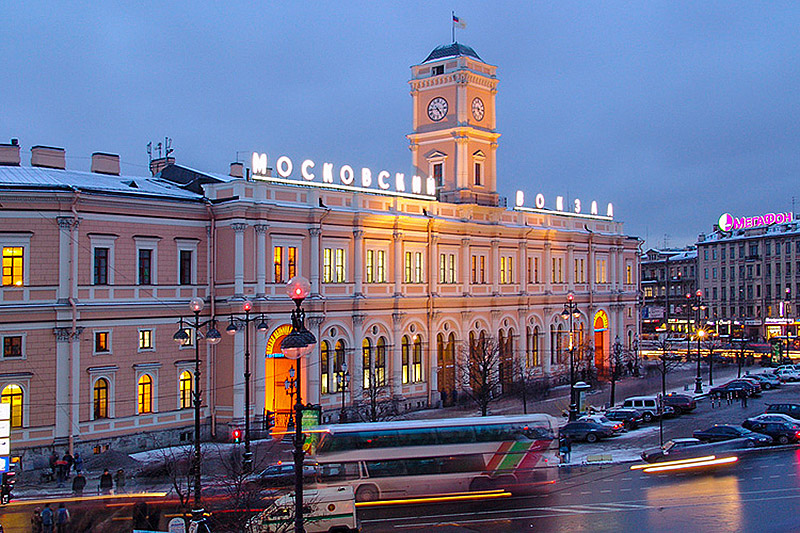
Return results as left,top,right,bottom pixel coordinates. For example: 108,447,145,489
3,2,799,249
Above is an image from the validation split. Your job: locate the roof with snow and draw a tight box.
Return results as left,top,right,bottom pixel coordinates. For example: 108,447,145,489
423,42,482,63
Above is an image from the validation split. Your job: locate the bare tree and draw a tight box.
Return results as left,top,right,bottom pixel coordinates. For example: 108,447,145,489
206,443,270,533
458,334,502,416
704,336,724,387
653,335,684,446
357,372,396,423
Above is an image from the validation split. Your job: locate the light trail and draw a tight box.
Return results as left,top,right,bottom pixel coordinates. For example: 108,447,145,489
630,455,718,470
356,489,511,507
642,456,738,473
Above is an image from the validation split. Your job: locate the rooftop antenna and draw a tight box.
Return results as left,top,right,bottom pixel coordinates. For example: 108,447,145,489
164,137,173,160
146,142,152,162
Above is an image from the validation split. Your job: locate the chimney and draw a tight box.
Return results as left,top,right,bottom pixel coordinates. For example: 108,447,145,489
0,139,20,166
31,145,66,169
149,156,175,176
91,152,121,176
229,162,244,178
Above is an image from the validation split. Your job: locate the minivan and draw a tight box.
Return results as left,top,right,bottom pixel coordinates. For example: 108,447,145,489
621,396,662,422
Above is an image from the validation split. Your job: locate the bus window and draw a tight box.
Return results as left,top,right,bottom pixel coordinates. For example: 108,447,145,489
395,428,436,447
473,424,509,442
359,430,400,449
406,458,440,476
365,460,408,478
439,454,486,474
319,462,360,482
436,426,476,444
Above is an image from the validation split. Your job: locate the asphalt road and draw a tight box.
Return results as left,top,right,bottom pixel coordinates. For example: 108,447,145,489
360,447,800,532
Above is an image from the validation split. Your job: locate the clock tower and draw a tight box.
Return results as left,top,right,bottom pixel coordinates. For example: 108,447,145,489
408,43,500,206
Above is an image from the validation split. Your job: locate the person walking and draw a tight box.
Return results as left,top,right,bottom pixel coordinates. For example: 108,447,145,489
48,452,58,482
114,468,126,494
55,503,70,533
63,452,74,477
40,503,54,533
31,507,43,533
99,469,113,495
72,452,83,475
54,458,68,488
71,473,86,496
742,389,748,408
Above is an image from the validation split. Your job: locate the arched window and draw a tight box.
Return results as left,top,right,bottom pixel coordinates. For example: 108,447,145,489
1,384,23,428
138,374,153,414
532,326,540,367
557,324,565,365
334,339,346,393
320,340,330,394
362,338,372,389
412,335,423,382
179,371,192,409
549,324,556,364
93,378,109,419
401,335,410,384
376,337,387,386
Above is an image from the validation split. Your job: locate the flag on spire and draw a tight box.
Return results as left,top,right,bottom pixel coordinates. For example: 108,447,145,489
452,14,466,29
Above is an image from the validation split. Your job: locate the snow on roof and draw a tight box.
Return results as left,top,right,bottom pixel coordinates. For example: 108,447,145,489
0,165,201,200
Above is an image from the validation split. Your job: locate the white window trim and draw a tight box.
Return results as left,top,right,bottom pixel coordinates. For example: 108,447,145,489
134,364,161,414
176,362,195,410
271,238,303,283
89,234,118,285
87,367,117,420
425,150,448,189
472,150,486,188
92,329,112,356
178,327,196,350
0,232,32,287
322,241,348,284
175,238,199,286
0,377,30,428
138,328,155,352
134,236,160,286
1,333,26,360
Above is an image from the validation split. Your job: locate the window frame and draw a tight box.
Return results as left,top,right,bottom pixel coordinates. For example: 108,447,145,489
0,383,25,428
2,334,24,360
93,330,111,355
0,233,31,288
138,328,155,352
176,238,199,286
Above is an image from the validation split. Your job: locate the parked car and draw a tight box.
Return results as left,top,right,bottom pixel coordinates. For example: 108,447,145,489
641,438,703,463
604,408,642,430
748,373,781,390
746,421,800,445
735,377,763,394
560,421,616,443
621,396,664,422
663,393,697,415
693,424,772,446
577,414,625,433
775,368,800,382
765,403,800,421
743,413,798,429
710,380,759,398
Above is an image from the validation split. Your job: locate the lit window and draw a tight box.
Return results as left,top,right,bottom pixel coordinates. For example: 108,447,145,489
139,330,153,350
287,246,297,280
179,371,192,409
323,248,333,283
471,255,477,284
320,341,330,394
500,257,507,284
333,339,346,392
376,250,386,282
1,247,23,287
404,251,412,283
94,332,109,353
274,246,283,283
439,253,446,284
413,335,423,382
137,374,153,414
480,256,486,283
376,337,387,386
414,252,423,283
1,384,23,428
2,336,22,359
448,253,455,283
366,250,375,283
335,248,345,283
362,339,372,389
93,378,109,419
401,335,410,384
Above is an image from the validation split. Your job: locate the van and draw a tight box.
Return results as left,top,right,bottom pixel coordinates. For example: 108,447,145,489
621,396,662,422
249,485,359,533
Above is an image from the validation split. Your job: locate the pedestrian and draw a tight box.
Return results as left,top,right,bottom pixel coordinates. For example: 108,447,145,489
55,503,70,533
742,390,748,408
559,435,568,463
725,390,732,405
99,468,113,495
71,473,86,496
114,468,126,494
48,451,58,481
40,503,54,533
72,452,83,475
55,458,68,488
63,452,74,477
31,507,43,533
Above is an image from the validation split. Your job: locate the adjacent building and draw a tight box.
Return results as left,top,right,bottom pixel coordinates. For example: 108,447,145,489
0,42,640,463
640,247,698,337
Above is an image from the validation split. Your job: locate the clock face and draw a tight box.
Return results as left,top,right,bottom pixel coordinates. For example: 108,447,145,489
472,97,485,121
427,97,448,121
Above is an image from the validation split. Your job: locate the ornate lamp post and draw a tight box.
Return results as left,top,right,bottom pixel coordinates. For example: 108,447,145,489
224,300,269,474
172,297,222,533
284,366,296,430
337,362,350,423
281,276,317,533
690,290,706,394
610,335,623,407
561,292,581,421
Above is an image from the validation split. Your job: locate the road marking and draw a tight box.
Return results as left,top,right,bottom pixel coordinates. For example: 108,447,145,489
620,477,632,481
753,476,763,480
769,475,781,479
580,491,592,495
600,490,612,493
620,488,632,492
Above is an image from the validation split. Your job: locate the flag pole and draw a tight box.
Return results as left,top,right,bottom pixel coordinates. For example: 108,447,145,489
452,11,455,43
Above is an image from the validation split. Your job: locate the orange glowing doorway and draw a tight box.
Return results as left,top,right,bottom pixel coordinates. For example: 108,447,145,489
594,311,609,378
265,324,299,430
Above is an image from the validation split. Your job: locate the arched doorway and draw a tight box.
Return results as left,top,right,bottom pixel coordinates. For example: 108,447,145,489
265,324,297,431
594,311,609,378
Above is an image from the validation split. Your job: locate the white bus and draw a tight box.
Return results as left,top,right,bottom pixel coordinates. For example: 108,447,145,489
308,414,558,502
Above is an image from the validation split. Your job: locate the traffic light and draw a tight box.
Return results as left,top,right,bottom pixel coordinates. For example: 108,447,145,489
232,428,242,443
1,471,15,504
266,410,275,430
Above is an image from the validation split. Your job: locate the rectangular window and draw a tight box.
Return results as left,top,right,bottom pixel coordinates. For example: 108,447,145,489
626,263,633,284
534,257,540,283
527,257,532,284
323,248,333,283
377,250,386,282
479,255,486,283
414,251,423,283
94,332,109,353
448,253,455,283
179,250,193,285
138,329,153,350
2,336,22,358
471,255,477,284
334,248,345,282
439,253,446,284
287,246,297,280
412,341,422,382
138,249,152,285
433,163,443,187
366,250,375,283
500,257,507,284
1,247,23,287
474,162,482,186
405,251,412,283
776,243,781,256
712,267,717,279
273,246,283,283
507,256,513,284
94,247,109,285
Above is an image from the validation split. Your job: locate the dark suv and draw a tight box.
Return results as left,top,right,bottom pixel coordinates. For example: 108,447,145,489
765,403,800,421
663,393,697,416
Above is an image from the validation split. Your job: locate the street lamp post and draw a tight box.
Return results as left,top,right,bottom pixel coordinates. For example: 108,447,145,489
610,335,622,408
690,290,706,394
561,292,581,421
281,276,317,533
172,297,222,533
284,366,296,430
337,362,350,423
224,300,269,474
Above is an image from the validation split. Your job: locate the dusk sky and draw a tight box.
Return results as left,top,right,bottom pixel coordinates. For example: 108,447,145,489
3,2,799,249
